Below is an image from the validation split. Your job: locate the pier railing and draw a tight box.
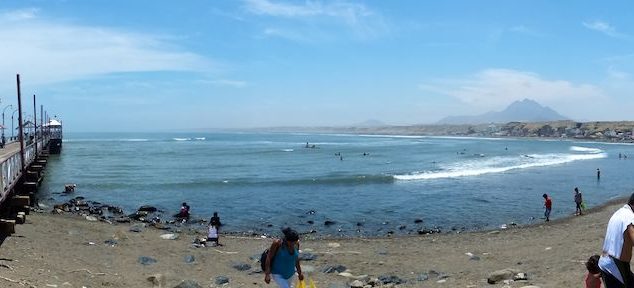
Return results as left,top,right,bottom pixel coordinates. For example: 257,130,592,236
0,136,50,204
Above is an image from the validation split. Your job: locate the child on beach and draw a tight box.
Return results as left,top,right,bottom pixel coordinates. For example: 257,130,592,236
585,255,602,288
543,194,552,222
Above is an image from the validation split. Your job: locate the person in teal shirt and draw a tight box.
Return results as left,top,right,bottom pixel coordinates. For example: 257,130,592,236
264,227,304,288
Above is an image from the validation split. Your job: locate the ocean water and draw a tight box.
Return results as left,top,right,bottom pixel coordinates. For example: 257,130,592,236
38,132,634,237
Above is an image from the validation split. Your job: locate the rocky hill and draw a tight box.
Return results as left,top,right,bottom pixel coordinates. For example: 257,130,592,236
437,99,569,124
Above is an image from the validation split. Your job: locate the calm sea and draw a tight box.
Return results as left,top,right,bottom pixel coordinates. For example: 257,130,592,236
38,132,634,237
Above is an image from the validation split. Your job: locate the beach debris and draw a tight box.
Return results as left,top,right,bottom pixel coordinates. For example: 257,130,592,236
500,224,508,229
327,242,341,248
513,272,528,281
174,280,202,288
322,264,347,273
159,233,179,240
337,272,368,280
184,255,195,264
350,280,365,288
215,276,230,285
465,252,480,261
138,256,158,265
146,274,165,287
104,239,118,247
232,262,251,271
544,247,552,250
487,268,521,284
85,215,98,222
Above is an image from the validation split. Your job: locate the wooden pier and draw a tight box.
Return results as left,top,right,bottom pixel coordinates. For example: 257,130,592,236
0,74,57,235
0,137,51,234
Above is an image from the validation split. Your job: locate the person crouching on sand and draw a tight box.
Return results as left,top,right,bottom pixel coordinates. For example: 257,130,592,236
543,194,552,222
207,212,222,246
264,227,304,288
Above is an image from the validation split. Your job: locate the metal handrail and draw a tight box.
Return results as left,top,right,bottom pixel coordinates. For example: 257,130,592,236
0,136,50,203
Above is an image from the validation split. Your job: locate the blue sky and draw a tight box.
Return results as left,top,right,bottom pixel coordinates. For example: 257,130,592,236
0,0,633,132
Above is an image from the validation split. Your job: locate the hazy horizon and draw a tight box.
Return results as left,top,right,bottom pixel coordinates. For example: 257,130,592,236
1,1,633,132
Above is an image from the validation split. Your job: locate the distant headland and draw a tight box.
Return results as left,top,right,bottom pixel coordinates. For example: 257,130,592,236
259,120,634,143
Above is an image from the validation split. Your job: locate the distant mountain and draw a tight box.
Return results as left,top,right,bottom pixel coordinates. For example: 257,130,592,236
436,99,569,124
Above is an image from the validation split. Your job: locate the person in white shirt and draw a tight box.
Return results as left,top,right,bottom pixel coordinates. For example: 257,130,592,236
599,193,634,287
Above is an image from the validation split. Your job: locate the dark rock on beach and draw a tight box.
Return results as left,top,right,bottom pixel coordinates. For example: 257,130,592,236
322,265,346,273
174,280,202,288
232,262,251,271
215,276,230,285
378,275,406,284
138,205,158,213
184,255,195,264
324,220,336,226
299,252,317,261
138,256,157,265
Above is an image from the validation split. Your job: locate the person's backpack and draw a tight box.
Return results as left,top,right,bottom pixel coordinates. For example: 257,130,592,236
260,249,270,271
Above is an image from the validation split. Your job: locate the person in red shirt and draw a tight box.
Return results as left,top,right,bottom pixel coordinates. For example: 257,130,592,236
543,194,552,222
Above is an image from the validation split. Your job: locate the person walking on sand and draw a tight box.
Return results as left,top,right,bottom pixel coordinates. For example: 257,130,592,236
264,227,304,288
575,187,584,216
598,193,634,287
543,194,552,222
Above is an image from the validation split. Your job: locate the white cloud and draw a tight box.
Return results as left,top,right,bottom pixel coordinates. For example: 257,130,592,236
0,7,39,21
583,20,628,39
0,8,213,86
243,0,387,39
419,69,604,110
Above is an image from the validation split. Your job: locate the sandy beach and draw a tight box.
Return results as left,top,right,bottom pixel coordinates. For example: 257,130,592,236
0,196,626,288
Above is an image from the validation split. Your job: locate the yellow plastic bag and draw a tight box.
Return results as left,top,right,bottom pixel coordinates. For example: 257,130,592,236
296,279,306,288
309,278,317,288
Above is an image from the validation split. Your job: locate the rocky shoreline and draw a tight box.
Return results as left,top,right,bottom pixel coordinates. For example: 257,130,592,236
45,195,526,240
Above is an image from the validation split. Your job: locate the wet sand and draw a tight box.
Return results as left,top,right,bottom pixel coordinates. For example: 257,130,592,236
0,197,625,288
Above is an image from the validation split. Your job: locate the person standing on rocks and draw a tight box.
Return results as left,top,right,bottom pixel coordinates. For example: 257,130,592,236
575,188,584,216
264,227,304,288
543,194,552,222
598,193,634,287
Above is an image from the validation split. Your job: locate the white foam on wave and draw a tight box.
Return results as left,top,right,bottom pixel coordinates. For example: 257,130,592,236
394,152,608,181
173,138,190,141
195,137,206,141
282,149,294,152
570,146,603,153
